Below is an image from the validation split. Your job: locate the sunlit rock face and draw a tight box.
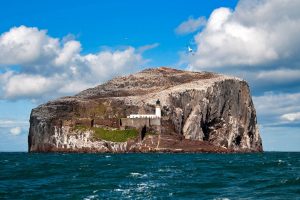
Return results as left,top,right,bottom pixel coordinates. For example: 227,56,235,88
28,67,263,153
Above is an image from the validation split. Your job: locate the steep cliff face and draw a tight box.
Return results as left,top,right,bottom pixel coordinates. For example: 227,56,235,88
28,67,263,153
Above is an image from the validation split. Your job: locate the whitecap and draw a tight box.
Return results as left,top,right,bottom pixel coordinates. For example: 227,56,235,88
135,182,165,193
83,194,98,200
158,168,181,174
129,172,142,177
136,183,148,192
141,173,148,178
105,155,111,158
280,179,288,184
278,159,284,163
114,188,130,195
158,168,171,172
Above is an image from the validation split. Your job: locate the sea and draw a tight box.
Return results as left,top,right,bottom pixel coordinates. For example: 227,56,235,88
0,152,299,200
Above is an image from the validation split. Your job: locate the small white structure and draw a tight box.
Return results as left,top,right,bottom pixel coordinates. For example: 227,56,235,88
127,99,161,119
155,99,161,118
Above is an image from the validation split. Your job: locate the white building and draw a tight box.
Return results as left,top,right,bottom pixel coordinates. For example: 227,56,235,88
127,99,161,119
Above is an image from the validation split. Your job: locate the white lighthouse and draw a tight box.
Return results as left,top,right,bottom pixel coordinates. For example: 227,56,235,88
155,99,161,118
127,99,162,119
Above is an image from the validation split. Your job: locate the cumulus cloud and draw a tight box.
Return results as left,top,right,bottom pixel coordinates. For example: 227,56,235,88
183,0,300,69
175,16,206,35
281,112,300,122
0,26,153,101
3,74,62,99
54,40,81,66
9,127,22,136
0,26,58,66
177,1,300,127
81,47,145,81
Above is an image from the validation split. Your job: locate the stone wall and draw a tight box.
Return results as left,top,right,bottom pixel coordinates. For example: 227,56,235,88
73,118,119,128
150,118,161,126
120,118,161,134
120,118,149,128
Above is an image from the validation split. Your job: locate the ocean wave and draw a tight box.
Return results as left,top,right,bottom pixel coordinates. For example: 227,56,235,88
83,194,99,200
1,152,299,199
129,172,143,177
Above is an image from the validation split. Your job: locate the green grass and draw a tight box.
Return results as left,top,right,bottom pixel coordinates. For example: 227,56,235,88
73,125,139,142
92,127,138,142
74,125,89,131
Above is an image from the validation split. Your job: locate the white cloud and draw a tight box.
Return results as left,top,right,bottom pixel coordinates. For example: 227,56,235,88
253,92,300,126
9,127,22,136
175,16,206,35
4,74,61,99
54,40,81,66
183,0,300,70
81,47,146,81
255,68,300,84
234,68,300,89
57,80,94,94
281,112,300,122
0,25,152,101
137,43,159,53
254,92,300,116
0,119,28,128
0,25,58,66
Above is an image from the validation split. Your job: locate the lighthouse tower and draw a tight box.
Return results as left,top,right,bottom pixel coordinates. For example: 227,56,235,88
155,99,161,118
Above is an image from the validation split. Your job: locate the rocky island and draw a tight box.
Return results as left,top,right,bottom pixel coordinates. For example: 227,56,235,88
28,67,263,153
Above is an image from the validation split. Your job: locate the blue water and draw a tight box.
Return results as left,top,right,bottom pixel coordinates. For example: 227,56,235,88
0,153,299,199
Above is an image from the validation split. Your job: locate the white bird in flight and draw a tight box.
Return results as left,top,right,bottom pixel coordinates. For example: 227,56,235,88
188,46,193,53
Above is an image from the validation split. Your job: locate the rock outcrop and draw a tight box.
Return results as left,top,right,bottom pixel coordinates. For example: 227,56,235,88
28,67,263,153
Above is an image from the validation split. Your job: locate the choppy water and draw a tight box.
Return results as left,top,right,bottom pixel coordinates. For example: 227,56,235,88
0,152,299,199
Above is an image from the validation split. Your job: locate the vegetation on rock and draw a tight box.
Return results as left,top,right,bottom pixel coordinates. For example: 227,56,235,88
74,125,138,142
92,127,138,142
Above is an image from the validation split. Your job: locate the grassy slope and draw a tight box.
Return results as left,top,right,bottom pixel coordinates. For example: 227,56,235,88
92,128,138,142
74,125,138,142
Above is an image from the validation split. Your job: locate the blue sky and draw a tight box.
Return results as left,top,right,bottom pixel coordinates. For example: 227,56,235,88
0,0,299,152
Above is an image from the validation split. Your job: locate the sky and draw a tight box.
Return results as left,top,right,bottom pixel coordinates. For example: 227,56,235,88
0,0,299,152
